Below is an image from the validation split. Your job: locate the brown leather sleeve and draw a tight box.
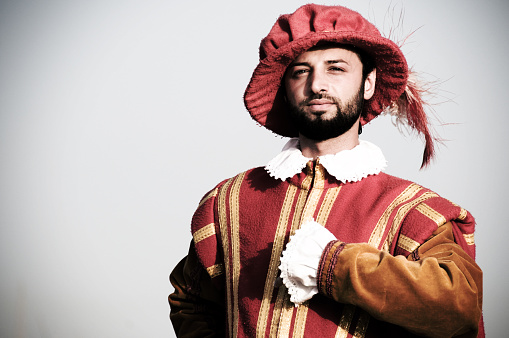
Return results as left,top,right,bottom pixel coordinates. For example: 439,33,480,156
317,222,482,337
169,242,225,337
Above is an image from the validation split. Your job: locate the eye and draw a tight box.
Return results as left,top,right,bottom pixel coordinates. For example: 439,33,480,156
329,66,345,73
290,68,309,78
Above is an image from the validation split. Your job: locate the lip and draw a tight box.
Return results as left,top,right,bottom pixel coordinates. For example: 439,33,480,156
307,99,335,113
307,99,334,105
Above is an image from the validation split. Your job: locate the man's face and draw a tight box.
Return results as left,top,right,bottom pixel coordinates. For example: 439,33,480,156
284,47,369,141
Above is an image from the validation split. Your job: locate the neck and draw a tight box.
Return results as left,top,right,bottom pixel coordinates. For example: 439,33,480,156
299,122,360,159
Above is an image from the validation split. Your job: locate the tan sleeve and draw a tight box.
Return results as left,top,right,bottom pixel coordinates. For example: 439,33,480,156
169,242,225,337
317,222,482,337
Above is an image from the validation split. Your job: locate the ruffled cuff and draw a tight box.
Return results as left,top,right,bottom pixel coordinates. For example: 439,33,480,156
279,220,337,305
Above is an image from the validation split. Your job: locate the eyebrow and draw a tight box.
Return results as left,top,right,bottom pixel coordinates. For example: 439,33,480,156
289,59,349,67
326,59,349,65
288,61,310,68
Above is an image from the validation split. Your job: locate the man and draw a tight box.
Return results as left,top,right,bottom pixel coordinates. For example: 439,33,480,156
169,4,484,337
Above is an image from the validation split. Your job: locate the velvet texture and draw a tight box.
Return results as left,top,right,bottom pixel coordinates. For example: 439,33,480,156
318,223,483,337
169,163,483,337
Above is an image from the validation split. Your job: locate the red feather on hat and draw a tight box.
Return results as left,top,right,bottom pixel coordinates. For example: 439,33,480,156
385,71,437,168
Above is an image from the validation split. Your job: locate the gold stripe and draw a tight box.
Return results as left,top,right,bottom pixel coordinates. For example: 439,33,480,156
334,305,356,338
192,223,216,244
256,185,298,338
270,286,287,336
198,188,218,209
352,311,370,338
206,263,224,278
447,199,468,221
301,171,314,190
458,208,468,220
293,174,313,230
292,303,308,338
230,172,245,338
314,163,325,189
293,187,342,338
369,184,422,248
301,188,322,223
286,189,310,336
382,191,438,251
397,234,420,253
270,187,309,334
271,165,331,337
416,203,447,226
316,187,342,225
218,178,234,336
464,233,475,245
292,302,309,338
300,163,325,223
277,294,294,338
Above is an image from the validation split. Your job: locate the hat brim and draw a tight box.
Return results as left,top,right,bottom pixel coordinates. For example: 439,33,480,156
244,31,408,137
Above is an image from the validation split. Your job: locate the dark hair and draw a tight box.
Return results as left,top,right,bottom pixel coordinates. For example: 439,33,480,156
357,48,376,80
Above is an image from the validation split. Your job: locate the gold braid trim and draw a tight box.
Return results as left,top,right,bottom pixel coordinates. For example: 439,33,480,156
198,188,218,209
269,186,310,335
415,203,447,226
292,186,342,338
382,191,438,252
463,233,475,245
192,223,216,244
206,264,224,278
218,178,234,336
230,172,245,338
256,185,298,337
369,184,422,249
397,234,420,253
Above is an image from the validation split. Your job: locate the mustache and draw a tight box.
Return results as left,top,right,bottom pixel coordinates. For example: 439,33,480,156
299,93,341,106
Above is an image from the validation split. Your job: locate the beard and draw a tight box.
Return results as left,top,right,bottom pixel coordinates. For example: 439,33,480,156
287,84,364,141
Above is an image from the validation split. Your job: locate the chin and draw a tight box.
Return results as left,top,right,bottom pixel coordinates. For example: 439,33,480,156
307,110,336,119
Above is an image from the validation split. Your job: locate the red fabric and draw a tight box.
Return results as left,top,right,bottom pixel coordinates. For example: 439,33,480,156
190,165,482,337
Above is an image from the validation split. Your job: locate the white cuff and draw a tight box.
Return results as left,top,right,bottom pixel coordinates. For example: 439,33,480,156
279,220,337,305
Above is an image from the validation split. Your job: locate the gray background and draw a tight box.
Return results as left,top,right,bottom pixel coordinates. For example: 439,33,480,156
1,0,507,337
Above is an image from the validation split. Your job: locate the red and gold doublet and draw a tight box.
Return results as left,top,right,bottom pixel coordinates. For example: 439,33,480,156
170,161,482,337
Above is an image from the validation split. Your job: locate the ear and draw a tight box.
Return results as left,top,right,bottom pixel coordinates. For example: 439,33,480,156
363,69,376,100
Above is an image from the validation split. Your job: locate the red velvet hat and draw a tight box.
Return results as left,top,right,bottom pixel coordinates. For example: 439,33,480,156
244,4,435,167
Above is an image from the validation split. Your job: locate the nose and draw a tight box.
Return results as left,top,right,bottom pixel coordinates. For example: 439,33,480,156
309,70,328,94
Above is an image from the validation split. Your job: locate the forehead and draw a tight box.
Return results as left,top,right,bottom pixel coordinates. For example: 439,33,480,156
291,46,362,65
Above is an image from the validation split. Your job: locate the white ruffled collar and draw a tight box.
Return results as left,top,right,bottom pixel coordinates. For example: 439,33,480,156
265,138,387,183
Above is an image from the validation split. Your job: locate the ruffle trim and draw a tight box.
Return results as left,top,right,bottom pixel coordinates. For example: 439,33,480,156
265,139,311,181
265,138,387,182
279,220,337,305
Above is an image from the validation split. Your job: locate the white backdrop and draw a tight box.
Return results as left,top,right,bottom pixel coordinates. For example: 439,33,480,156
1,1,507,337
